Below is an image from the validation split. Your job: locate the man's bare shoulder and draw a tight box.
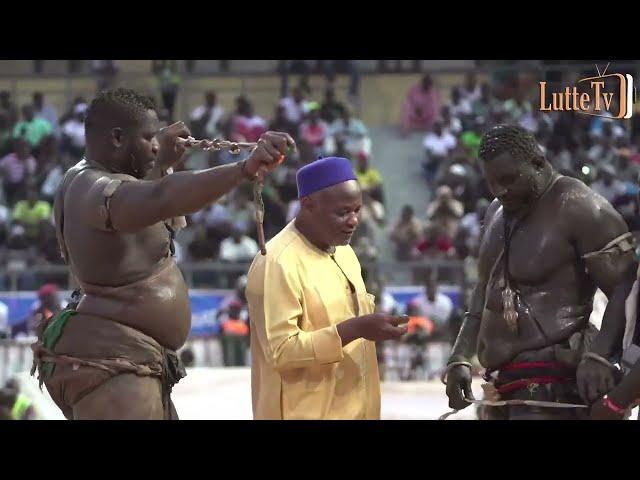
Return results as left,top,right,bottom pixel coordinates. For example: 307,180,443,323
554,175,623,223
553,175,628,246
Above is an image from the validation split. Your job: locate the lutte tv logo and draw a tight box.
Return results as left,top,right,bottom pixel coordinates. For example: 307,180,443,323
539,63,636,119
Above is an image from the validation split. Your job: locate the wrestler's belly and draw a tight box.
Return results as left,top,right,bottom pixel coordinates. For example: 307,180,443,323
77,259,191,350
477,305,586,371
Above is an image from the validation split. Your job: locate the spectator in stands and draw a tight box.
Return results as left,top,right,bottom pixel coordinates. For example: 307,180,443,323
218,300,249,366
422,121,457,182
471,83,497,122
0,91,18,128
12,283,62,338
503,89,532,123
426,185,464,239
0,138,37,206
355,151,384,204
390,205,423,261
414,222,449,257
58,97,86,126
299,103,329,155
459,72,482,104
319,87,346,124
227,188,256,235
401,74,441,136
268,104,299,139
415,274,454,334
0,112,12,157
448,86,473,121
190,90,225,139
441,105,462,136
456,198,490,258
37,136,72,204
60,103,86,158
279,86,310,125
232,97,267,143
326,105,371,158
219,227,259,263
33,92,59,137
12,184,52,242
13,104,52,150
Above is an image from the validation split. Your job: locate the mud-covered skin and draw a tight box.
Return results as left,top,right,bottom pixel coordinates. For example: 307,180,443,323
452,173,632,370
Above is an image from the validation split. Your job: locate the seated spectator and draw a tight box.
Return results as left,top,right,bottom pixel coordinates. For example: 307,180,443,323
227,189,256,235
13,104,52,150
448,86,473,120
232,98,267,143
471,83,498,122
414,275,454,335
11,283,63,338
390,205,423,261
0,91,18,129
12,185,52,241
61,103,87,158
436,159,479,213
38,137,73,204
326,106,371,157
218,300,249,367
279,86,310,125
422,121,457,181
401,74,441,136
33,92,59,138
426,185,464,239
298,104,329,155
413,222,455,259
355,151,384,204
219,227,259,263
503,90,532,123
459,72,482,104
440,105,462,136
190,90,225,139
0,138,37,206
0,112,12,157
457,198,490,258
319,87,346,124
268,104,299,139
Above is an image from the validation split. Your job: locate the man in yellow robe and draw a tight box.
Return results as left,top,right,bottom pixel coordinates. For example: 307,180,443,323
247,156,408,419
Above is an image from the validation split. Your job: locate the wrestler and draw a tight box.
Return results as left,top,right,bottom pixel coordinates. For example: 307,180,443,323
444,125,637,419
32,88,294,420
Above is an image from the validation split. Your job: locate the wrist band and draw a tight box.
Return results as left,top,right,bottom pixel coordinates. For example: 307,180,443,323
583,352,619,371
441,361,472,385
602,395,626,415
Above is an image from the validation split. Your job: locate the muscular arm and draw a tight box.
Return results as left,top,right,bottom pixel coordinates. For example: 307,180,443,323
568,182,638,359
81,161,249,233
448,199,500,363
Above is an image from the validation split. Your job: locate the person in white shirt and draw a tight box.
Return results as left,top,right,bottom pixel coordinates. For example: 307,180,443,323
423,122,457,158
278,87,310,125
190,91,225,139
61,103,87,156
415,276,453,331
219,228,259,262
